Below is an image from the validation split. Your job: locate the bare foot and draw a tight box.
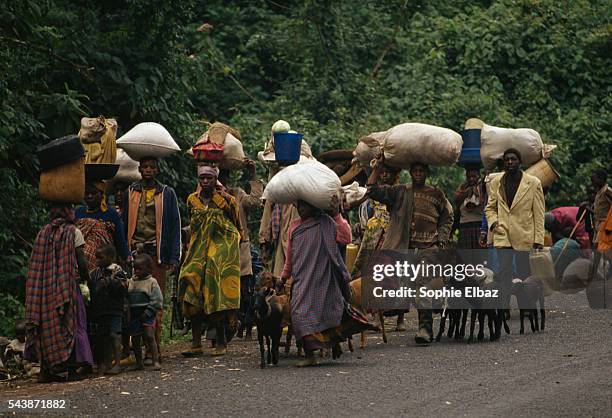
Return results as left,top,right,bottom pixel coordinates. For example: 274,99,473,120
152,362,161,371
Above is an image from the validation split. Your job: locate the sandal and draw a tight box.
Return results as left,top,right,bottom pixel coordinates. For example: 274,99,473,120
211,347,227,357
295,357,318,367
181,347,204,357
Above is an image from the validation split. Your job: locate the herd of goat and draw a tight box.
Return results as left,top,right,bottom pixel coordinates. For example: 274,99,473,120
252,271,546,368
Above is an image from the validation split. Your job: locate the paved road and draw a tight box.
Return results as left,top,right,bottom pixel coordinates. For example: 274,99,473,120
1,292,610,417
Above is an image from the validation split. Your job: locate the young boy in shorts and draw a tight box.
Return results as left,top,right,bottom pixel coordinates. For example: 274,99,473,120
89,244,128,375
128,254,163,370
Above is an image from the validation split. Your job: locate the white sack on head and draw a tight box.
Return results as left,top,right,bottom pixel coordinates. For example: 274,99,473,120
111,149,141,184
116,122,180,161
352,131,386,170
381,123,463,168
342,182,367,206
218,132,246,170
262,160,341,209
480,123,543,169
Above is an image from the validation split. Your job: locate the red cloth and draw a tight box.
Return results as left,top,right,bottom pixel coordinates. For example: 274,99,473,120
25,218,79,367
551,206,590,249
76,218,114,273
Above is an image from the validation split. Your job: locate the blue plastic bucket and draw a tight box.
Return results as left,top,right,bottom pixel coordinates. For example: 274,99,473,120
461,129,481,149
273,132,303,165
458,148,482,167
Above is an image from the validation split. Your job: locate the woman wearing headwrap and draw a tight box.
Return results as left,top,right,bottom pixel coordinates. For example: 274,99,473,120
75,181,131,270
25,204,94,382
179,164,244,357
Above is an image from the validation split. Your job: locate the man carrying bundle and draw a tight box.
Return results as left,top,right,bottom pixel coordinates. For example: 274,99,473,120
123,156,181,363
367,159,453,345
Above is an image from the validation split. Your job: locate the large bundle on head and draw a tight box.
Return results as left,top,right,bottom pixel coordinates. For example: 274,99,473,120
476,119,543,169
109,149,141,184
37,135,86,203
353,123,462,169
352,131,386,170
382,123,463,168
79,116,118,164
262,160,340,210
188,122,246,169
116,122,180,161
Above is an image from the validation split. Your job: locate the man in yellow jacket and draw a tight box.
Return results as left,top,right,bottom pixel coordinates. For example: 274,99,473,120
485,148,545,314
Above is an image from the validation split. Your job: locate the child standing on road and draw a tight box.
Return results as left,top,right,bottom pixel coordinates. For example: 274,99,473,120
89,244,128,375
128,254,163,371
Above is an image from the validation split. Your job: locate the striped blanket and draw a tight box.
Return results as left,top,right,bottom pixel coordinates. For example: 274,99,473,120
290,215,376,348
25,218,79,367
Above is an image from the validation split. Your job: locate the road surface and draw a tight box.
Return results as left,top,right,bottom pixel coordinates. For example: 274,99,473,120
1,292,610,417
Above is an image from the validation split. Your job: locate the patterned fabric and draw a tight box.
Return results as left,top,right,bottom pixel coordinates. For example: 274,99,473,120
92,181,108,212
76,217,114,273
367,184,453,250
456,182,484,224
178,191,241,318
351,200,390,279
412,188,452,247
458,221,482,249
290,215,375,342
593,184,612,243
25,217,79,367
302,301,378,350
270,204,282,241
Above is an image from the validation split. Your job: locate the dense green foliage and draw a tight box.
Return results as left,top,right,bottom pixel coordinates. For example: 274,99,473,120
1,0,610,336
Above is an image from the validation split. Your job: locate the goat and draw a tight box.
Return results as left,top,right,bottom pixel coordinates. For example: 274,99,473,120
511,277,546,334
253,287,286,368
257,272,301,357
435,307,469,342
348,277,387,349
464,279,509,343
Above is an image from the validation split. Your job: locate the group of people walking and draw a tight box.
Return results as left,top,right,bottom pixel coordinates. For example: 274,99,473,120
23,138,612,380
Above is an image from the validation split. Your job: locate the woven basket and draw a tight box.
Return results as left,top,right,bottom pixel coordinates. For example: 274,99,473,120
39,157,85,203
525,158,560,188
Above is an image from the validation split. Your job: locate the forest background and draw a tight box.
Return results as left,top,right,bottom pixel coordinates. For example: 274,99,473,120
1,0,610,335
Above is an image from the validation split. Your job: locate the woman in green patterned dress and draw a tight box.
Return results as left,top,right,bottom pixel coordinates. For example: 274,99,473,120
179,165,243,356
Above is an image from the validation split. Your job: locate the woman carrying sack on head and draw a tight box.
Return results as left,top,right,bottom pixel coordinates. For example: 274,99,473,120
279,196,377,367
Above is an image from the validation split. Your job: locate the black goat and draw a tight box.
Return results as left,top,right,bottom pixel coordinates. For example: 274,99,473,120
436,307,469,342
465,280,509,343
253,287,286,368
511,277,546,334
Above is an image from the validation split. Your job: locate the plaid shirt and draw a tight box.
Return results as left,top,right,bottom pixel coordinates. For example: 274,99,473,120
270,204,282,241
25,218,79,367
